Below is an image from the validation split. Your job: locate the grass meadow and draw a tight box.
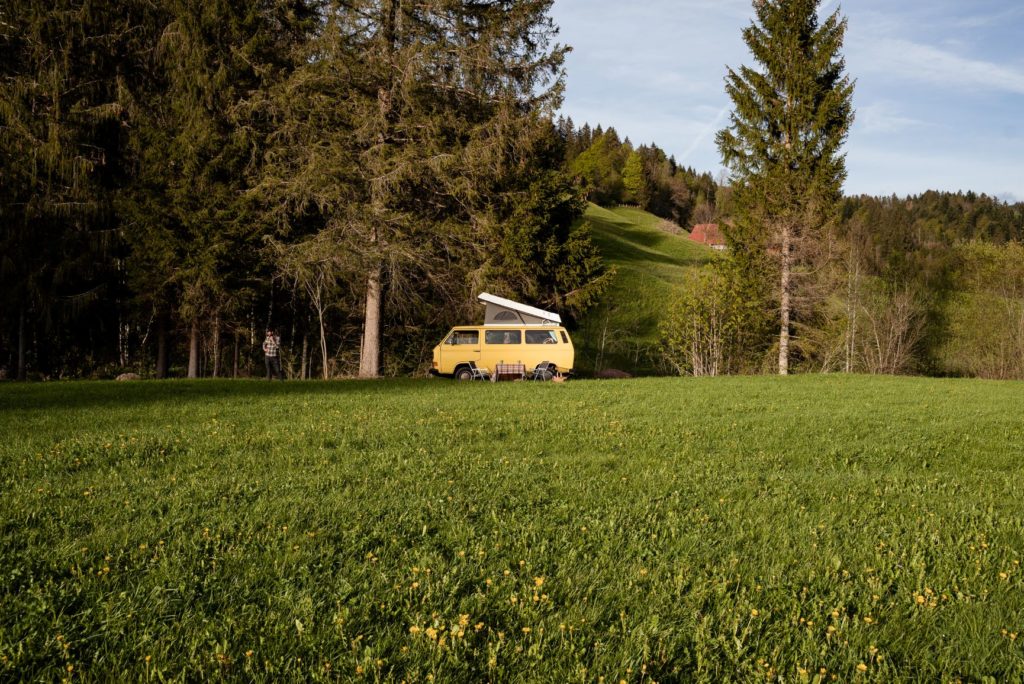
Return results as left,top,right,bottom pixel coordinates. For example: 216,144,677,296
575,205,713,375
1,376,1023,682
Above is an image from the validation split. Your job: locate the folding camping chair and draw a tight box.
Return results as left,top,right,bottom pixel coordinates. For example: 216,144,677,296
528,361,556,381
468,361,491,381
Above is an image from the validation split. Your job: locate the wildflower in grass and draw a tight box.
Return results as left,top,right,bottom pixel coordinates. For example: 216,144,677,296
534,576,544,587
863,616,874,624
409,626,421,635
999,572,1008,580
475,622,485,631
522,627,531,634
857,663,868,672
751,609,760,617
425,627,438,640
459,614,469,627
245,650,253,658
915,594,926,605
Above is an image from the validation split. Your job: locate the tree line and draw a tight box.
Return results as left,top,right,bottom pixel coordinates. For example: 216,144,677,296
556,118,720,229
0,0,609,380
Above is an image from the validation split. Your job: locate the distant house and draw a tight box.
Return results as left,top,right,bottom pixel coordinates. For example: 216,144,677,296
688,223,727,251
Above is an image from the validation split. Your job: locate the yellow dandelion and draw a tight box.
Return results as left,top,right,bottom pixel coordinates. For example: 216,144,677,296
750,609,759,617
863,616,874,624
475,622,485,631
534,576,545,587
409,626,421,635
857,663,868,672
459,614,470,627
145,655,152,663
425,627,438,640
522,627,532,634
245,650,254,658
915,594,926,605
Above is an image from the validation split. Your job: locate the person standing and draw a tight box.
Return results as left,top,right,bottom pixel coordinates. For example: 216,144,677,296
263,328,283,380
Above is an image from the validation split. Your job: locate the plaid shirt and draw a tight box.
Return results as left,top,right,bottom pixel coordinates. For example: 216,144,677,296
263,335,280,357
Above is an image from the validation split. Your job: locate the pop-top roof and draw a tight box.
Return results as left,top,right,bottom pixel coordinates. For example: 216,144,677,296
478,292,561,326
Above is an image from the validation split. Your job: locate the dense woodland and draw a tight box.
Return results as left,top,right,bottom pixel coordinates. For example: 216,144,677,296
0,0,610,380
3,1,1024,380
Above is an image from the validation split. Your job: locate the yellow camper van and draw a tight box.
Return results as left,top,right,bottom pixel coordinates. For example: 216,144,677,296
430,293,574,380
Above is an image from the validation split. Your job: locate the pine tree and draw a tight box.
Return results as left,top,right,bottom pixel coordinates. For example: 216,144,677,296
0,0,132,379
716,0,854,374
621,150,649,207
120,1,313,378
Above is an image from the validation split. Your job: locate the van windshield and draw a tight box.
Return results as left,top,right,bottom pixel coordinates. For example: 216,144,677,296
447,330,479,345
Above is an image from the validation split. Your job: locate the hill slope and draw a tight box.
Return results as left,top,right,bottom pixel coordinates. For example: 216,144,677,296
575,204,715,375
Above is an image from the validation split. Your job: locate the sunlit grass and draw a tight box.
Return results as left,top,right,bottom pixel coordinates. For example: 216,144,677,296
1,376,1022,681
576,204,713,374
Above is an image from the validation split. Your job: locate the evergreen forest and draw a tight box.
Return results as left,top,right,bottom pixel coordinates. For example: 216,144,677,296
3,1,1024,380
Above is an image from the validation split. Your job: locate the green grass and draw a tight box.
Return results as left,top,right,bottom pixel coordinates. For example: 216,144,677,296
577,204,714,375
2,376,1023,681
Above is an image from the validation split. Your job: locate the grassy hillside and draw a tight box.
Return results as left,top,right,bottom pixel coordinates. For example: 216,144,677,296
3,377,1023,681
575,204,715,375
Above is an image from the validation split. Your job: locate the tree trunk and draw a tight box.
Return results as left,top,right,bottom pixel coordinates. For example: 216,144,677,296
778,224,791,376
156,315,169,379
358,266,382,378
211,314,220,378
16,304,26,381
300,334,308,380
233,330,239,378
187,322,200,379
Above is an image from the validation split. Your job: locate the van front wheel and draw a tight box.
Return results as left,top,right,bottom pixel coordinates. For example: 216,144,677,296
454,366,473,381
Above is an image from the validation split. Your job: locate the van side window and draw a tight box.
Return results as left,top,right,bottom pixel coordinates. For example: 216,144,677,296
525,330,558,344
560,331,569,344
485,330,521,345
447,330,479,345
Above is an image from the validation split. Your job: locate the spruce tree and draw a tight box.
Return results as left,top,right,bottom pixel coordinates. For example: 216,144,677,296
621,150,649,208
716,0,854,374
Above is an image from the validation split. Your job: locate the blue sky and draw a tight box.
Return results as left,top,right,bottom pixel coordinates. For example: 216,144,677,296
549,0,1024,201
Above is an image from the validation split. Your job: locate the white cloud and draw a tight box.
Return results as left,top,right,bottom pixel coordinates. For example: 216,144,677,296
854,38,1024,95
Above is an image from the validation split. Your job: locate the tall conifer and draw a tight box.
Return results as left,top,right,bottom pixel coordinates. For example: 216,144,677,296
716,0,854,374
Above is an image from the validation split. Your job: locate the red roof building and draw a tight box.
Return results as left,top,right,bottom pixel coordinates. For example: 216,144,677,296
689,223,727,250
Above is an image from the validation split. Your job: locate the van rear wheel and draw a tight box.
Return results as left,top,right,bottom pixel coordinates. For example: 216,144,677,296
455,366,473,381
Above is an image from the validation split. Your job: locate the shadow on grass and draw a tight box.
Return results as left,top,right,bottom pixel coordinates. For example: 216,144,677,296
0,378,437,412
